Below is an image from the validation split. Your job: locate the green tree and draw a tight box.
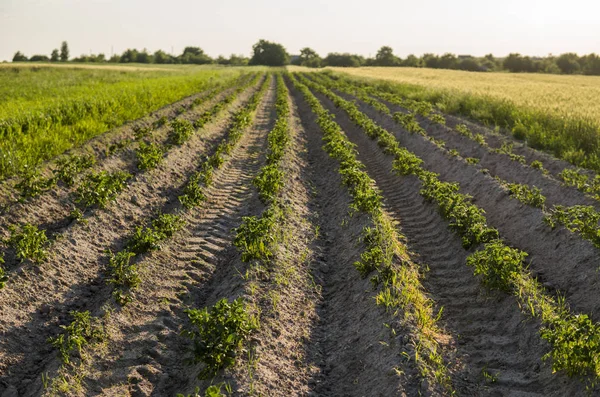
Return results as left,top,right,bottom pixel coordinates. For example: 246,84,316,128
60,41,69,62
136,49,152,64
228,54,248,66
323,53,364,67
402,54,420,67
50,49,60,62
180,47,212,64
153,50,173,64
422,53,439,68
299,47,322,67
12,51,28,62
581,53,600,76
119,49,139,63
29,54,49,62
375,46,399,66
556,53,581,74
439,53,458,69
249,39,290,66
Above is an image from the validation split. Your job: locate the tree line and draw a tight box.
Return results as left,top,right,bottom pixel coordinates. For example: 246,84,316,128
12,40,600,76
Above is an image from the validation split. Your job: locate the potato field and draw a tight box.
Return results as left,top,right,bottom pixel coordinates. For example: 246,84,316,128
0,67,599,397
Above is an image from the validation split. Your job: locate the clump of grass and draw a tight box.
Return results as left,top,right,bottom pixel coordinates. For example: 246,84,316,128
7,223,48,263
467,241,525,292
544,205,600,248
234,211,277,263
0,253,8,289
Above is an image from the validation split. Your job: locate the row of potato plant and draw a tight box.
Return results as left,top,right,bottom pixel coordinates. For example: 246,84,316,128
319,71,600,174
318,73,600,205
178,75,269,209
311,73,600,254
11,73,254,203
182,74,289,383
291,73,454,393
46,75,270,389
0,69,241,182
300,74,600,384
0,76,262,287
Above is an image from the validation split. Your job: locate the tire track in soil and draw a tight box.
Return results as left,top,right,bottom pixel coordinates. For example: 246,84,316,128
314,92,585,396
72,78,277,397
290,82,419,397
0,78,266,397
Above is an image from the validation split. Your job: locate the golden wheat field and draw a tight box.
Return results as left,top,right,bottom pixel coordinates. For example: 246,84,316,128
332,66,600,122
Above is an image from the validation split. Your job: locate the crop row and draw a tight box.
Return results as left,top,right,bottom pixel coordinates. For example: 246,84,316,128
0,69,242,182
44,75,271,392
299,74,600,383
290,73,454,392
321,72,600,205
313,73,600,254
0,75,263,290
180,74,290,386
326,70,600,173
10,73,255,202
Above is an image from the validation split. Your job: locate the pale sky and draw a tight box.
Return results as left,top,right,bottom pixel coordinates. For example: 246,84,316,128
1,0,599,62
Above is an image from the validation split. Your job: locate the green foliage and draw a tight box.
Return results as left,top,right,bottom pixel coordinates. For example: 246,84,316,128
107,250,139,305
467,241,525,292
179,173,207,208
8,223,48,263
127,213,185,254
133,125,152,140
183,298,257,378
49,311,104,364
234,212,276,263
179,74,269,209
506,183,546,208
492,142,526,164
253,164,284,204
454,124,472,137
353,224,394,277
15,167,56,199
170,118,194,145
544,205,600,248
136,142,164,170
419,173,499,248
68,207,87,224
0,68,232,182
465,157,480,165
0,253,7,289
54,154,96,186
541,313,600,378
249,39,290,66
393,112,424,134
530,160,545,171
75,171,131,208
429,114,446,125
